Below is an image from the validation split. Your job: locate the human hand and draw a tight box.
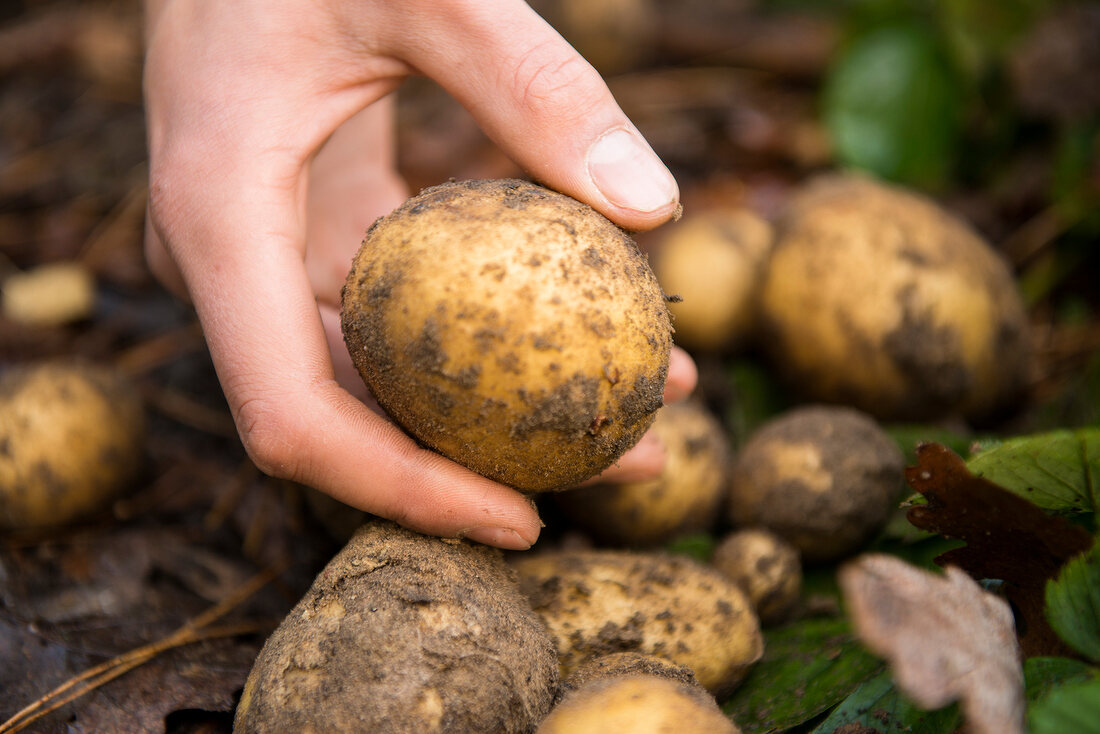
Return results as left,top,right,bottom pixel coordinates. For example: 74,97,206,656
142,0,695,550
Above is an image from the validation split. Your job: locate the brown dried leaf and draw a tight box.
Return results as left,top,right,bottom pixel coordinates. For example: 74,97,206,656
905,442,1095,657
839,553,1025,734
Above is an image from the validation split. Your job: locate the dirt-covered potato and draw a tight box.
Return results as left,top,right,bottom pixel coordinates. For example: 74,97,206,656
554,400,730,546
711,528,802,625
536,674,741,734
342,179,673,491
727,405,904,563
0,361,144,529
653,208,773,353
759,174,1030,421
235,520,559,734
512,549,763,697
560,652,700,696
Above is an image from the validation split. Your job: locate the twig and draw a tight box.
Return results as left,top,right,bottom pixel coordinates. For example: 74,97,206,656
0,565,282,734
113,322,206,379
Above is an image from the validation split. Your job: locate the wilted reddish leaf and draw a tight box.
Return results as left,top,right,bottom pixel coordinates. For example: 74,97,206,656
905,442,1095,657
839,553,1025,734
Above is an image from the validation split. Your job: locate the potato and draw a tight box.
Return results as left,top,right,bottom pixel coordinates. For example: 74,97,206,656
711,528,801,625
727,405,904,563
2,261,95,327
0,361,144,529
235,520,559,734
560,651,699,696
341,179,673,491
759,174,1030,422
512,549,763,697
548,0,658,75
653,208,773,353
554,399,730,546
536,675,741,734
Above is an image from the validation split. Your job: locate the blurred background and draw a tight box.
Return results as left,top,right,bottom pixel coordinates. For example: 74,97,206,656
0,0,1097,731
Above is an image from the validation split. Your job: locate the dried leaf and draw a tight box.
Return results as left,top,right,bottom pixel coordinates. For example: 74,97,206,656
839,553,1025,734
905,442,1095,657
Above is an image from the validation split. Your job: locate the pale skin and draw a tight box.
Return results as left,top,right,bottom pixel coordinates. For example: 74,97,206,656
142,0,697,550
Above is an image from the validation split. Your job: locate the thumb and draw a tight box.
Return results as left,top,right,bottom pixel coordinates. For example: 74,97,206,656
387,0,679,231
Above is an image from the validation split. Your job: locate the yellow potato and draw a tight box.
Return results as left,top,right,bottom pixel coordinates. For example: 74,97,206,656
513,548,763,697
342,179,673,491
555,399,730,546
711,528,802,625
235,520,559,734
536,674,741,734
654,208,773,353
0,361,144,529
759,173,1030,421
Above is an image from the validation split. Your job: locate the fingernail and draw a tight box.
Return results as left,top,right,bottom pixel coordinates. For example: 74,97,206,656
460,526,533,551
587,128,678,214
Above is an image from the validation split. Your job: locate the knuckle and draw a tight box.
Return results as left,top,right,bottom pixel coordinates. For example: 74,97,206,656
509,42,603,116
233,395,310,482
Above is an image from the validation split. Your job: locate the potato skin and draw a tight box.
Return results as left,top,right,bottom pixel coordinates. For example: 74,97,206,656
536,675,741,734
555,400,730,546
235,520,559,734
512,549,762,697
0,361,144,529
727,405,904,563
711,528,802,625
654,208,773,353
342,179,673,491
560,652,700,696
759,174,1030,421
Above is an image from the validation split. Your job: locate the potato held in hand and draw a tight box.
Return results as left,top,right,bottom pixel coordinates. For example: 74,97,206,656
235,520,559,734
759,174,1030,421
342,179,673,491
0,361,144,529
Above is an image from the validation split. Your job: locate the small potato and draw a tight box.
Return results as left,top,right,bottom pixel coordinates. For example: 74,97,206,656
513,549,763,697
536,675,741,734
759,174,1030,421
555,399,730,546
711,528,802,625
235,520,559,734
342,179,672,491
727,405,904,563
654,208,774,353
0,361,144,529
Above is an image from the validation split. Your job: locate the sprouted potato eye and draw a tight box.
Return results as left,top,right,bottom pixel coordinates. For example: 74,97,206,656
341,178,673,491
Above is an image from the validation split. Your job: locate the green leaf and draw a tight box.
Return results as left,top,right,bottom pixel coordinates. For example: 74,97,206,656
663,532,716,563
1046,545,1100,663
810,669,960,733
1029,678,1100,734
1024,657,1097,704
887,423,977,466
722,617,883,733
966,428,1100,514
823,23,961,188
